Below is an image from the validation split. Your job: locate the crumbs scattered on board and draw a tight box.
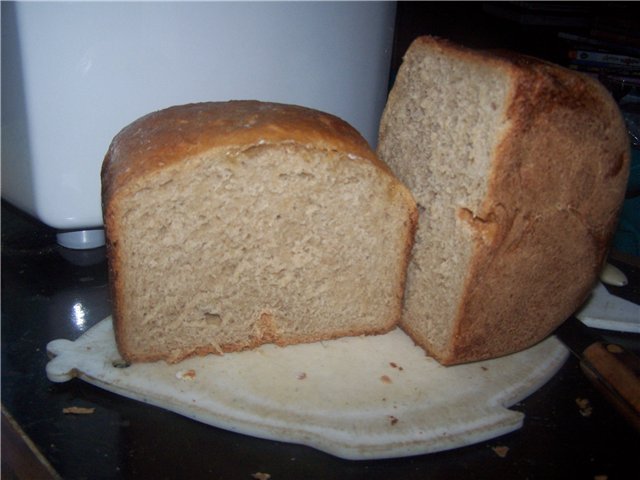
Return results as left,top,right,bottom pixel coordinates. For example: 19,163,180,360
380,375,392,384
576,397,593,417
388,415,399,426
491,445,509,458
63,406,95,415
251,473,271,480
389,362,404,371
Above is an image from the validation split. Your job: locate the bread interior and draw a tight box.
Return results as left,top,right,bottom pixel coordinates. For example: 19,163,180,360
115,144,410,361
379,49,511,355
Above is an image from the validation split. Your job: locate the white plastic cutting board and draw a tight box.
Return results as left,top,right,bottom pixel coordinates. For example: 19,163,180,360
46,317,568,460
576,281,640,333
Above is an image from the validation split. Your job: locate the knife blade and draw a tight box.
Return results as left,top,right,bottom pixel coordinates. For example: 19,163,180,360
554,316,640,431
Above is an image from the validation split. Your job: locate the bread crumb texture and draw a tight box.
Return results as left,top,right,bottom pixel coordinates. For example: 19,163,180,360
62,406,96,415
251,473,271,480
576,397,593,417
491,445,509,458
176,369,196,380
103,101,417,363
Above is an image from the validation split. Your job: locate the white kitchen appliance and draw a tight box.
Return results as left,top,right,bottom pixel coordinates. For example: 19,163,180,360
2,2,396,248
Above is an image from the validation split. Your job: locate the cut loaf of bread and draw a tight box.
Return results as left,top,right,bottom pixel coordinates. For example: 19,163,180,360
102,101,417,363
378,36,630,365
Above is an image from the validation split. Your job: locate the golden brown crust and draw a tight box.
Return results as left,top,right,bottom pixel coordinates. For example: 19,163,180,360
453,42,628,364
102,100,417,363
390,36,630,365
102,101,389,205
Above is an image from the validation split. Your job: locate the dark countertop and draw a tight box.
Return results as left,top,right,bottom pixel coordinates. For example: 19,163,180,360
2,200,639,480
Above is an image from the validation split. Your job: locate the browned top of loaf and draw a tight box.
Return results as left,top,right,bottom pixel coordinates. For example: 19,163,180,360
101,101,389,203
410,36,623,134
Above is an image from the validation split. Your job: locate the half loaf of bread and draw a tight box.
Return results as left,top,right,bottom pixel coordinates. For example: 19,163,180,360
102,101,417,363
378,36,630,365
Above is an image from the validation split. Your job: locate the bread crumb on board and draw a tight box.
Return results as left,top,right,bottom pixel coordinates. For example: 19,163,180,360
251,473,271,480
491,445,509,458
63,406,95,415
389,362,404,371
176,369,197,380
380,375,392,384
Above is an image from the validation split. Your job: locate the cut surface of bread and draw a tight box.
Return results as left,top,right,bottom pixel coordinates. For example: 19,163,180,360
378,36,630,365
102,101,417,363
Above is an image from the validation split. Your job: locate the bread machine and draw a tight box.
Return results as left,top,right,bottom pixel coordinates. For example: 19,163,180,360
1,2,396,248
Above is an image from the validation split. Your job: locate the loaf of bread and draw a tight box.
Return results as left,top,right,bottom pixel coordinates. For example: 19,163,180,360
378,36,630,365
102,101,417,363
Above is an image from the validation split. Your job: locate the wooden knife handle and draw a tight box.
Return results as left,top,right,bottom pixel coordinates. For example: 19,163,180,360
580,341,640,432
